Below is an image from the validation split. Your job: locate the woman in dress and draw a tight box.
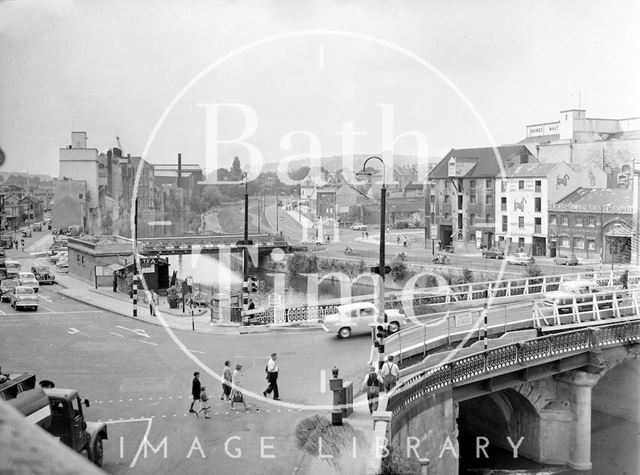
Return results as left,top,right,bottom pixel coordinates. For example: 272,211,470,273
230,364,248,411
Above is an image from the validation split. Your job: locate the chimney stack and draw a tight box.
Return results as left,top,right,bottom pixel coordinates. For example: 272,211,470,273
177,153,182,188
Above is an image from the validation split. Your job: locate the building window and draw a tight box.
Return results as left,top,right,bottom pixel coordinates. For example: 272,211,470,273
518,216,524,228
470,194,476,204
470,214,475,226
469,180,476,189
587,239,595,250
560,215,568,226
502,215,507,232
573,237,585,249
534,197,541,212
518,237,525,246
77,255,80,263
518,180,524,190
444,195,450,204
559,236,570,248
469,234,475,242
501,181,506,193
486,214,492,223
550,214,557,225
535,180,541,193
486,179,492,189
486,194,492,205
574,216,583,227
444,180,449,190
457,195,463,209
501,197,507,212
444,213,450,219
587,216,596,227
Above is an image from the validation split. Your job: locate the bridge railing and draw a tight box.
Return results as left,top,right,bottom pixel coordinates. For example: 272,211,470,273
385,319,640,417
389,288,640,370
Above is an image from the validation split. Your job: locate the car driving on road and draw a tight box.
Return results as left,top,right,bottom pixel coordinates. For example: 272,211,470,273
350,223,367,231
10,286,38,311
17,272,40,293
506,252,535,266
322,302,405,339
0,279,18,302
31,265,56,285
543,280,619,314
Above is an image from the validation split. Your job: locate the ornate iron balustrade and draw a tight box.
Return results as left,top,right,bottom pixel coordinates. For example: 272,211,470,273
386,320,640,416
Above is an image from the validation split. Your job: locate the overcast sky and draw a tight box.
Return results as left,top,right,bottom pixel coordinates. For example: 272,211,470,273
1,0,639,177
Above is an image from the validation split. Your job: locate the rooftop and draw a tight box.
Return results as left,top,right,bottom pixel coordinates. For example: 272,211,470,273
557,187,632,208
502,163,558,178
429,145,534,179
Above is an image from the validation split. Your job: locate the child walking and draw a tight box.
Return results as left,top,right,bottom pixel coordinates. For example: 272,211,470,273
196,386,211,419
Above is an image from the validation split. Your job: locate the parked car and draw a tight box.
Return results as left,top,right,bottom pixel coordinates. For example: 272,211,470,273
9,286,38,311
322,302,405,339
17,272,40,293
31,265,56,285
554,254,579,266
482,247,504,259
32,223,42,232
506,253,535,266
50,250,68,264
21,228,32,238
56,256,69,272
543,280,620,314
0,279,19,302
4,260,22,278
350,223,367,231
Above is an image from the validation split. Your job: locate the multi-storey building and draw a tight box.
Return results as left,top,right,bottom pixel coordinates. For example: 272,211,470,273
549,188,633,264
428,145,536,252
494,162,606,256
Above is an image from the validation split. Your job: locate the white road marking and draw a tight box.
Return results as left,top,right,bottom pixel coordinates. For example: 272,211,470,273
110,332,124,338
136,339,158,346
67,328,79,334
187,349,205,354
0,310,104,317
116,325,151,339
40,295,53,302
130,418,154,468
39,305,57,313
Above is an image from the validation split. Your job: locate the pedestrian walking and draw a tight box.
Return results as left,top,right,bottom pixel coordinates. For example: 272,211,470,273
402,236,407,248
365,231,369,240
231,364,248,410
620,270,629,290
220,360,232,402
360,365,383,414
196,386,211,419
263,353,280,400
188,372,201,413
361,231,365,240
396,235,400,245
380,355,400,392
20,238,24,252
149,290,157,316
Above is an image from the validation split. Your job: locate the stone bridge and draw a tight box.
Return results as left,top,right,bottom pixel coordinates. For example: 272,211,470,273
365,289,640,474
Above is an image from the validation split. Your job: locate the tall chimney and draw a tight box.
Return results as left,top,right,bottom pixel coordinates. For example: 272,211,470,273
177,153,182,188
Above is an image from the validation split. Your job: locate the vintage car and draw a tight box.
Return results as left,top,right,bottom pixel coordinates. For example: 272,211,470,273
4,260,22,278
506,252,535,266
322,302,405,339
50,250,68,264
31,265,56,285
350,223,367,231
17,272,40,293
482,247,504,259
543,280,619,314
554,254,579,266
9,286,38,311
0,279,19,302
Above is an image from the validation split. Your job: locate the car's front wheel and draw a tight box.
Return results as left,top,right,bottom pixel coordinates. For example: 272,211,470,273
338,327,351,339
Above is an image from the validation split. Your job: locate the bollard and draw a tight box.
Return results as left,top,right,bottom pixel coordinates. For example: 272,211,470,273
329,366,343,426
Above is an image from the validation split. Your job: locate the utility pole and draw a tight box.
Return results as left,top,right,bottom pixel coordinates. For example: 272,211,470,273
133,198,138,318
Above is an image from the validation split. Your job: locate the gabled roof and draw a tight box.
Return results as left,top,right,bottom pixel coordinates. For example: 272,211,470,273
557,187,632,208
429,145,534,179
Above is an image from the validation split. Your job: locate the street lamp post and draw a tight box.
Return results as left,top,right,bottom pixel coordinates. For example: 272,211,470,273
356,157,386,369
241,172,250,324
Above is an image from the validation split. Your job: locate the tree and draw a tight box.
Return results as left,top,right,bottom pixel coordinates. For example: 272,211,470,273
286,252,318,275
389,259,408,282
230,156,243,179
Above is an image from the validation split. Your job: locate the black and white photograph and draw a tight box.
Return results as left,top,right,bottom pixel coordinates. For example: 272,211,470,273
0,1,639,474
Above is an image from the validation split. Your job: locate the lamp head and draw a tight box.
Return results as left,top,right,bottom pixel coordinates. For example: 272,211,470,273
355,170,373,180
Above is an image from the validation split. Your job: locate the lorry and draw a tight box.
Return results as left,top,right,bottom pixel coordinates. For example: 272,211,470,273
0,372,108,467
